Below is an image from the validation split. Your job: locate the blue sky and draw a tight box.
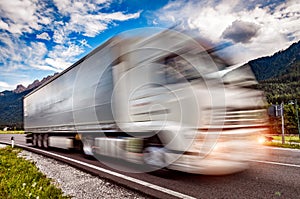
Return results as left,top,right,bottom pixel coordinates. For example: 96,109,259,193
0,0,299,91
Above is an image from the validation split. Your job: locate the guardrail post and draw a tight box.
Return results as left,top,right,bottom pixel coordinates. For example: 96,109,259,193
281,102,285,144
295,99,300,139
11,136,14,148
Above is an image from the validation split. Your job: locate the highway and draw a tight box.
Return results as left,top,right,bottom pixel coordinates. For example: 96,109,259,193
1,134,300,199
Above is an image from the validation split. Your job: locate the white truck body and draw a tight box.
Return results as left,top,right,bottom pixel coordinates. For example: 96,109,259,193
24,29,268,174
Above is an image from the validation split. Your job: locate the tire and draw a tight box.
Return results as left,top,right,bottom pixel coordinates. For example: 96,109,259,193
143,147,166,168
43,134,49,149
37,134,43,148
82,135,94,157
32,134,38,147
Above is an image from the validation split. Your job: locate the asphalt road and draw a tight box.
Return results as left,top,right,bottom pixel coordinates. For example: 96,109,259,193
1,134,300,199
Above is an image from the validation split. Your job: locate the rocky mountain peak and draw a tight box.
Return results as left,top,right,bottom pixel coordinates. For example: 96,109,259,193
13,84,26,93
27,80,41,90
10,73,58,94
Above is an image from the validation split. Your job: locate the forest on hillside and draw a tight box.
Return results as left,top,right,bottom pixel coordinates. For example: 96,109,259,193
0,91,29,129
250,41,300,135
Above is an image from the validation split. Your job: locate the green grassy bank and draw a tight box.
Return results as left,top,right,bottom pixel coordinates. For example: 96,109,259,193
263,135,300,149
0,146,69,199
271,135,300,143
0,130,24,134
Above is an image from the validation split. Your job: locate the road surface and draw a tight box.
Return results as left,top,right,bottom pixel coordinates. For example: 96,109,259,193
1,134,300,198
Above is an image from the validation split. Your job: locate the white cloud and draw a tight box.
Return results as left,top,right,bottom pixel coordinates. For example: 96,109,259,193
100,11,141,21
0,33,28,71
0,81,12,89
0,0,142,91
68,13,109,37
0,32,55,74
77,11,141,37
53,28,66,44
222,20,260,43
31,63,61,72
0,0,52,35
52,0,70,15
157,0,237,43
53,0,140,37
31,41,47,55
79,39,92,48
156,0,300,64
0,79,40,92
45,58,72,70
36,32,51,40
53,0,110,15
0,20,9,30
46,43,85,70
49,43,84,59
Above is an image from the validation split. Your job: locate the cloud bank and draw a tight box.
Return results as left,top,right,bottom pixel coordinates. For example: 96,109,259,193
222,20,260,44
0,0,140,91
155,0,300,63
0,0,299,91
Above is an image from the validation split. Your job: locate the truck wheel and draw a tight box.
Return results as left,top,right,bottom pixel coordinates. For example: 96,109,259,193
43,134,49,149
82,135,94,157
143,147,166,168
37,134,43,148
33,134,38,147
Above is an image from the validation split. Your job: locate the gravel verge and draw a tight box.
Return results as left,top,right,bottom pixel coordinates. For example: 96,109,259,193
18,150,148,199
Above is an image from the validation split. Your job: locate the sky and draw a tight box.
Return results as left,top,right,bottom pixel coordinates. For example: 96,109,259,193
0,0,299,91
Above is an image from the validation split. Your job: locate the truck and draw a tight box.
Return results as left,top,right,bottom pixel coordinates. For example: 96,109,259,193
24,28,268,175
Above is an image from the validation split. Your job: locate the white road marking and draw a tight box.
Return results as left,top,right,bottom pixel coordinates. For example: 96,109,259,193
6,142,196,199
252,160,300,168
264,146,300,152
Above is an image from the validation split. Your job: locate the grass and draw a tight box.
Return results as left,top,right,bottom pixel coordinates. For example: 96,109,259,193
0,146,70,199
271,135,300,143
260,134,300,149
264,141,300,149
262,134,300,149
0,130,24,134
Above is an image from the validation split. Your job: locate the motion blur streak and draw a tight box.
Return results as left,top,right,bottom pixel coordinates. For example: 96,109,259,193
24,28,269,175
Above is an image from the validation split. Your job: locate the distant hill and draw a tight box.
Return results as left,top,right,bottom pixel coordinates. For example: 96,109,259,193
249,41,300,103
0,89,33,129
249,41,300,81
0,74,57,130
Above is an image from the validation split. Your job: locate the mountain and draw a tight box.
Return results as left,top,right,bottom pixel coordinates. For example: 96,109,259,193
13,84,26,93
0,89,33,130
249,41,300,81
0,74,57,130
12,75,57,94
249,41,300,103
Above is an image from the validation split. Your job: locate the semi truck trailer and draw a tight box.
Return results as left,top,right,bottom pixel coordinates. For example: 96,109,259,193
24,29,268,175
